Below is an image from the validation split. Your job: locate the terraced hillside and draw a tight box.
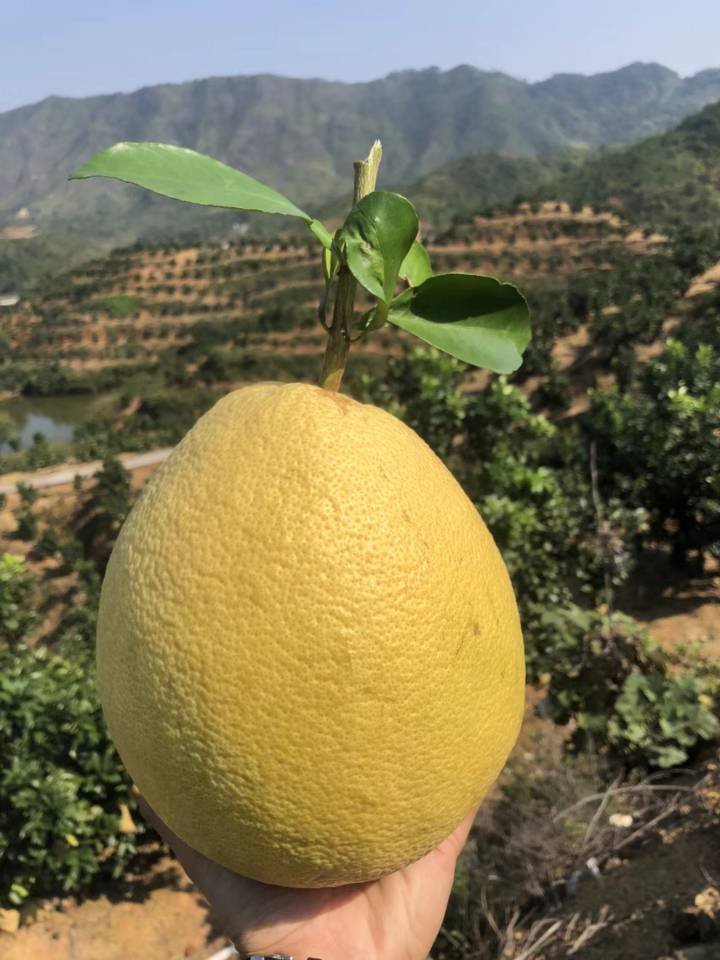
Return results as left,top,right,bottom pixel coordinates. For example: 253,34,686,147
2,194,718,479
1,202,661,383
2,239,381,388
430,201,664,277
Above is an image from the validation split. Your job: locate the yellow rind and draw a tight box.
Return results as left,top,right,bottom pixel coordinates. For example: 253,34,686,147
97,382,524,886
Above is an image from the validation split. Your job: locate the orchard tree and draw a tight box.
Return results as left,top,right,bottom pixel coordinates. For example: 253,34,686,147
0,554,37,649
586,339,720,566
358,348,467,459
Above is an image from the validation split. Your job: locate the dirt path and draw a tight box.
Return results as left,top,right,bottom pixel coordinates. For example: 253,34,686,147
0,859,233,960
686,259,720,298
0,448,173,496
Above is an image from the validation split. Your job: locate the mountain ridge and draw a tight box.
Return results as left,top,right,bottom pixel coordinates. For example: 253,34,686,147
5,60,711,116
536,97,720,232
2,62,720,246
398,97,720,238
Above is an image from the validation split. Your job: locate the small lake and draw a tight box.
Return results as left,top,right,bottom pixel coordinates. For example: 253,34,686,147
0,395,93,451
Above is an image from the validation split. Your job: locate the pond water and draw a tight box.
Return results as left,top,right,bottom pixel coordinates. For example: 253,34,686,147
0,394,93,451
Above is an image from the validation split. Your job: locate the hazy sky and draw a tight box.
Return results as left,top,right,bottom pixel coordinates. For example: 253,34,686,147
4,0,720,113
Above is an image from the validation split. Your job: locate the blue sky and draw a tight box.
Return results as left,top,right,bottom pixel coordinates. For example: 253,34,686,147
4,0,720,113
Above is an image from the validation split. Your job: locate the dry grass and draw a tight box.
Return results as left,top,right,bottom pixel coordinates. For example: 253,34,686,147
437,735,715,960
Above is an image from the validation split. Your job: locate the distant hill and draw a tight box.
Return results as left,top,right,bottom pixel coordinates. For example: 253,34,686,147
400,98,720,238
539,98,720,232
402,153,579,230
0,234,95,295
1,62,720,245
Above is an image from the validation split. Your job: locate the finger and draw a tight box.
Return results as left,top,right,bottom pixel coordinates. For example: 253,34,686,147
434,804,480,862
451,803,480,850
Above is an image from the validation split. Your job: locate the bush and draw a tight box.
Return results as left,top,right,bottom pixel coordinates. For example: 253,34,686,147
0,553,37,648
0,412,18,449
533,366,571,411
0,644,145,907
98,295,142,319
538,606,719,768
463,379,600,621
33,523,62,560
357,347,467,459
25,432,54,470
586,339,720,564
608,669,719,768
13,482,39,541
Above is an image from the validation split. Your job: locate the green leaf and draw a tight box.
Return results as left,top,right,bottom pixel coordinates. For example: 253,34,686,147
361,301,389,332
334,191,418,302
655,745,688,768
387,273,531,373
322,244,337,284
400,240,432,286
71,142,311,221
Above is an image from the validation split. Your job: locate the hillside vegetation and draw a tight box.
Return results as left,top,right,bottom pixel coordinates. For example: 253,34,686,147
0,234,95,296
0,200,665,467
2,62,720,244
400,98,720,238
542,98,720,231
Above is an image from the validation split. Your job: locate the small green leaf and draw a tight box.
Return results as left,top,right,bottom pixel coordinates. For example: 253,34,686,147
400,240,432,286
322,244,337,284
655,745,688,768
361,302,389,332
387,273,531,373
9,888,26,905
71,142,311,221
334,191,418,302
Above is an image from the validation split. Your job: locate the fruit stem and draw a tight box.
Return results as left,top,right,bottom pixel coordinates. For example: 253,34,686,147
318,140,382,392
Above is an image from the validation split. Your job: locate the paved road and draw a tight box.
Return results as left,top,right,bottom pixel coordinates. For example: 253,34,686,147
0,447,173,496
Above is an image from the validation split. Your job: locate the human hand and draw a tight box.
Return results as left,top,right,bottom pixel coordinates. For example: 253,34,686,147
139,799,477,960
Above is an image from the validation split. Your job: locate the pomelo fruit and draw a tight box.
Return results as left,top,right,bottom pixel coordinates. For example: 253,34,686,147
97,381,524,886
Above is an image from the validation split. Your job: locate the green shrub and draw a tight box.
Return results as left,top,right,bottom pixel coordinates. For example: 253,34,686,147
0,644,144,907
13,482,39,541
463,379,614,620
575,500,648,607
25,432,54,470
14,503,38,540
55,571,100,647
99,294,141,319
357,347,467,459
0,412,18,449
538,606,719,768
608,670,719,768
533,366,571,411
33,523,62,560
586,339,720,565
0,553,37,648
